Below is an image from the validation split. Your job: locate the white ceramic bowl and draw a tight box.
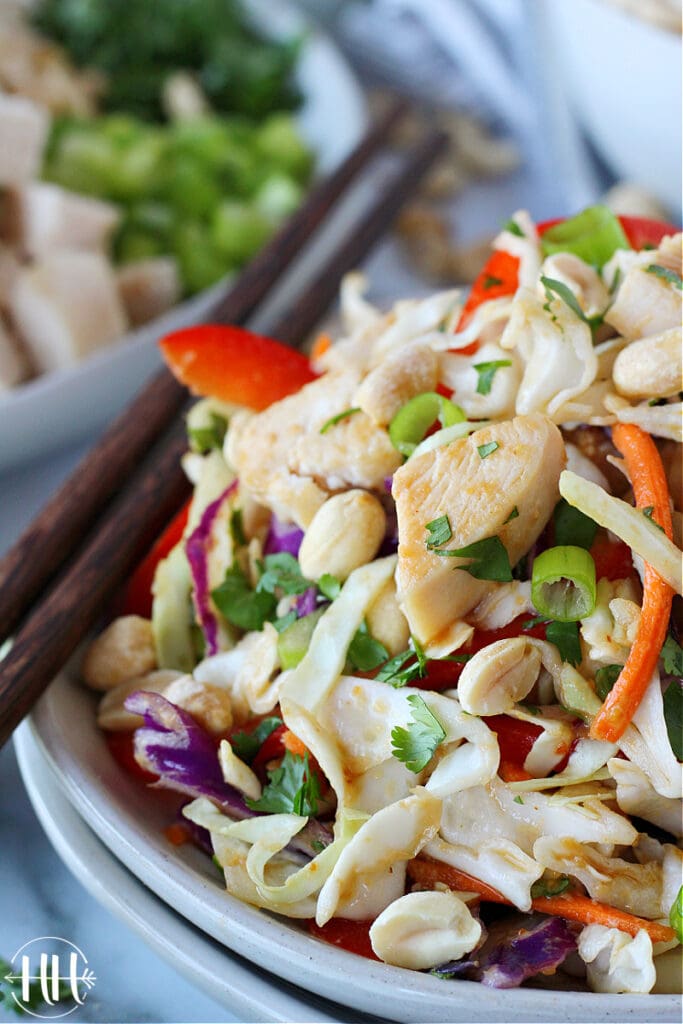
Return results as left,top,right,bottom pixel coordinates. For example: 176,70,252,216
545,0,682,213
24,657,682,1024
0,0,366,471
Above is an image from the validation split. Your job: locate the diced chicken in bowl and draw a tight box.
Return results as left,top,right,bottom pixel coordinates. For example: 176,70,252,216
83,205,683,996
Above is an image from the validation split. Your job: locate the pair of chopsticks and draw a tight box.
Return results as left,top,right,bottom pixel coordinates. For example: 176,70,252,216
0,100,447,748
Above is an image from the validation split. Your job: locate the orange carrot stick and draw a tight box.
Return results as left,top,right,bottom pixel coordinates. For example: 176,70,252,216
407,858,676,944
590,424,674,743
282,729,308,758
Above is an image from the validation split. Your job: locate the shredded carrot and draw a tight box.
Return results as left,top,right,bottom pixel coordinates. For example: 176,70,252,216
498,760,534,783
282,729,308,758
590,424,674,743
311,332,332,362
164,823,190,846
407,857,676,945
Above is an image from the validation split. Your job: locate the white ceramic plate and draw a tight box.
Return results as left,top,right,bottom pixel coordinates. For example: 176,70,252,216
0,0,366,472
14,724,367,1024
27,661,681,1024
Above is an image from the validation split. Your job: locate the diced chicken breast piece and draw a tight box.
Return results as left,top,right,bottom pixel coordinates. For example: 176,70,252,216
612,328,683,399
9,251,128,373
393,414,565,646
4,183,121,257
0,93,49,184
0,314,29,389
117,257,181,326
606,265,682,340
228,370,401,527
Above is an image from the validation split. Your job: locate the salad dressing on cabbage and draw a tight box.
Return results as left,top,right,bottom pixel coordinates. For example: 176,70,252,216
83,206,683,995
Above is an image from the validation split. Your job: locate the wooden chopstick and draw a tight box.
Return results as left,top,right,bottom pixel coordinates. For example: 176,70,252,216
0,125,447,749
0,98,407,644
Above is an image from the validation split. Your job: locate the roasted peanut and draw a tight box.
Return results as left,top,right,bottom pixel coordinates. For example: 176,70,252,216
82,615,156,691
298,490,386,581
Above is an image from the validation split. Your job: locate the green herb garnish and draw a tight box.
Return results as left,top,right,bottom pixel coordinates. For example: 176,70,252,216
319,408,361,434
483,274,503,289
663,681,682,761
661,634,683,676
347,624,389,672
229,507,246,547
541,275,601,331
477,440,499,459
231,716,283,763
553,499,597,550
434,536,513,582
318,573,341,601
188,412,228,453
545,619,582,667
212,563,277,631
256,552,311,596
594,664,622,700
504,506,519,524
531,876,571,899
425,514,452,549
391,694,446,772
503,218,524,237
473,360,511,396
247,750,320,816
645,264,683,290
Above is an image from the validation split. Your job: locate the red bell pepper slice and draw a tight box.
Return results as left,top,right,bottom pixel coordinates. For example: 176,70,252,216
159,324,317,410
308,918,380,961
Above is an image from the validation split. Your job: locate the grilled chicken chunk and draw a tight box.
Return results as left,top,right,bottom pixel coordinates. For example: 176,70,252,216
4,183,121,257
606,264,682,340
393,413,565,647
0,93,49,185
228,371,401,528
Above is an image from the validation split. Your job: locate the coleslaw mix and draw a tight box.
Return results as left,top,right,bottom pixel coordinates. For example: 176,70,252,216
83,206,683,994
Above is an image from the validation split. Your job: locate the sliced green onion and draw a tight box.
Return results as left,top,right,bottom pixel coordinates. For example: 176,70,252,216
646,264,683,290
411,420,489,460
277,608,325,670
389,392,465,457
531,545,597,622
540,205,630,269
320,407,361,434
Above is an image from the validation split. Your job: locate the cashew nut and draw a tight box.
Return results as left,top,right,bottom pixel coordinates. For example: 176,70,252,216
82,615,156,691
457,637,541,715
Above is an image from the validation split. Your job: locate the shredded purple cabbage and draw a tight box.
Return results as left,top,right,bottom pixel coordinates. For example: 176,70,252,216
383,475,394,494
125,690,253,818
185,481,238,656
264,515,304,557
474,916,576,989
295,587,318,618
125,691,333,859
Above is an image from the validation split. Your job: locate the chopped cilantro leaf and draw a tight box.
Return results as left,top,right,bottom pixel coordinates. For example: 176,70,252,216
319,407,361,434
434,535,513,582
663,680,682,761
273,610,297,633
662,634,683,677
513,795,524,805
231,717,282,763
187,412,228,453
483,274,503,289
504,506,519,524
531,876,571,899
477,440,499,459
646,264,683,290
425,514,452,549
503,218,524,237
318,573,341,601
311,839,326,854
391,694,446,772
522,616,548,629
642,506,664,532
212,564,277,631
247,750,320,815
546,619,582,666
347,626,389,672
473,359,512,396
230,507,246,547
553,499,597,550
377,637,428,687
541,275,600,329
256,553,311,596
594,664,621,700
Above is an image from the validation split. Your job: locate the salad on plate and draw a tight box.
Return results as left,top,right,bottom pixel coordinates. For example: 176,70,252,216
82,205,682,995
